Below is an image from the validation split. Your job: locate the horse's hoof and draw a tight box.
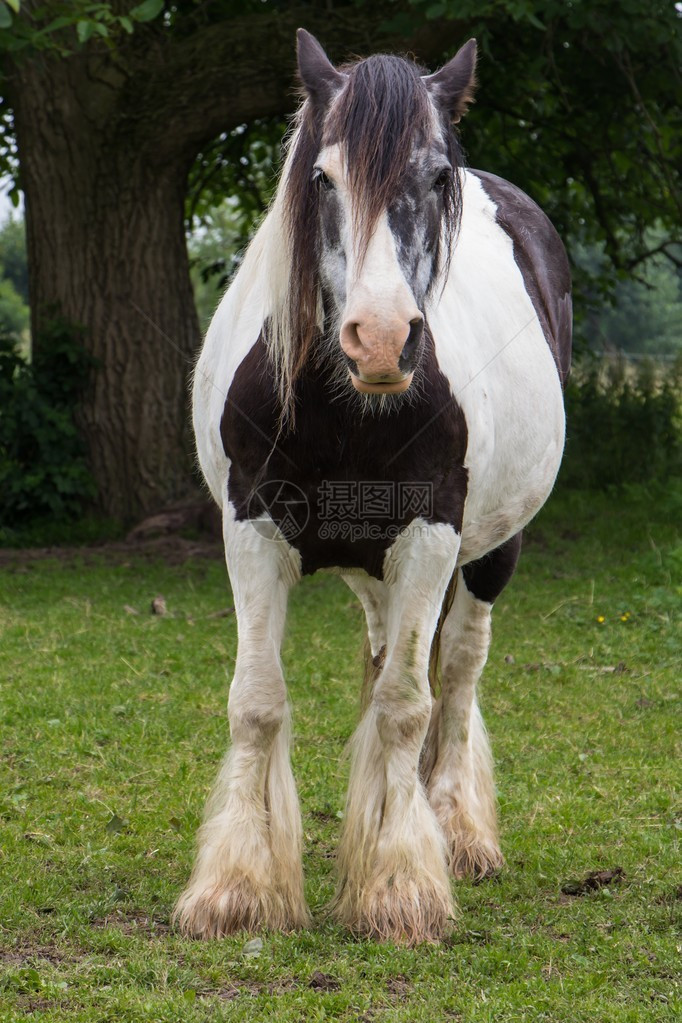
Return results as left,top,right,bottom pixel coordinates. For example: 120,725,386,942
332,875,456,945
173,877,310,938
429,798,503,881
449,839,504,881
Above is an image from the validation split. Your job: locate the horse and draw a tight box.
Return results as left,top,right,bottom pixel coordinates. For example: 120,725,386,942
175,28,572,945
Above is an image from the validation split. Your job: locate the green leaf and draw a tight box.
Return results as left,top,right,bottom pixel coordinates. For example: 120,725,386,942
119,16,134,33
24,968,41,990
76,20,95,43
41,16,76,33
130,0,164,23
5,0,20,15
0,5,13,29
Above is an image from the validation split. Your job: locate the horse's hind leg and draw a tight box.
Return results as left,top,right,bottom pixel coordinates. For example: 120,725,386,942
174,510,309,937
424,533,522,880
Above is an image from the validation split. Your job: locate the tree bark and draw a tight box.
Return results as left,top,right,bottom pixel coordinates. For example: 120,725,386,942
11,49,199,522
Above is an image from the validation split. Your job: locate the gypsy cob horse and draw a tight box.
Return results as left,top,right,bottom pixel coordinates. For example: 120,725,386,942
175,29,572,944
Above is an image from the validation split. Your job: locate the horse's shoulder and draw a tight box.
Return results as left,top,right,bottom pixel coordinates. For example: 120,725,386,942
465,169,572,384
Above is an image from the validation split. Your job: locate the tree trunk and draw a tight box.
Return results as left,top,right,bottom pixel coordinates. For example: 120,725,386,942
11,55,199,522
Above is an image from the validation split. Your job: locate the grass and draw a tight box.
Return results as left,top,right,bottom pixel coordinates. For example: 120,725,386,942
0,487,680,1022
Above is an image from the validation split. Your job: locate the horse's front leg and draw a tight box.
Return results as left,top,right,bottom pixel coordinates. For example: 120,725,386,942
174,511,310,937
333,523,460,944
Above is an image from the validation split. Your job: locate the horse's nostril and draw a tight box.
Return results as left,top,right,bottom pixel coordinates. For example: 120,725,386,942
400,318,424,367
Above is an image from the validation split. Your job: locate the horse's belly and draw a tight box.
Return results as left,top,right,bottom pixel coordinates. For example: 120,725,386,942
457,351,565,564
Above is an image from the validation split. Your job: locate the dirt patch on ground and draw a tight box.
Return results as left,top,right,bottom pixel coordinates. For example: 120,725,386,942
199,977,303,1001
0,500,224,569
0,534,223,570
386,975,412,998
16,995,55,1013
89,909,171,936
0,943,70,966
561,867,625,896
308,970,341,991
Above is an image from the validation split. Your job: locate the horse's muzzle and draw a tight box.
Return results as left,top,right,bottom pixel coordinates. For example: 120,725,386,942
340,313,423,393
350,371,414,394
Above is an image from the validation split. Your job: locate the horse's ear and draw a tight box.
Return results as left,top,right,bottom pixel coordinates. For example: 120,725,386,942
423,39,478,123
297,28,346,106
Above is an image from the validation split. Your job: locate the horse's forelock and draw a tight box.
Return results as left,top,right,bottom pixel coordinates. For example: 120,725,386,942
325,56,436,247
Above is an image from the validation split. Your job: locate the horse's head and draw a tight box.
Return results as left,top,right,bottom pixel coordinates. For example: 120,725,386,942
277,30,476,401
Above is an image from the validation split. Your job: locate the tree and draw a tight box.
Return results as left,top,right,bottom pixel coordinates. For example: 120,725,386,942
0,0,680,520
1,1,455,521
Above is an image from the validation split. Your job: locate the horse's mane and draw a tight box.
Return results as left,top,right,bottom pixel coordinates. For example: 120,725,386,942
265,53,464,419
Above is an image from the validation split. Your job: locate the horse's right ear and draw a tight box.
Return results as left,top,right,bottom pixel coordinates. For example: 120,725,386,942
297,28,346,106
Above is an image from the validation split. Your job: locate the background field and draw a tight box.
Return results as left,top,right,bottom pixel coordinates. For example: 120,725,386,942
0,488,680,1022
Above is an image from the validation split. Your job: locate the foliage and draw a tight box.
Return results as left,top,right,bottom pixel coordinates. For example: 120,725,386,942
578,235,682,357
0,212,27,300
406,0,682,283
0,0,165,54
0,318,96,532
187,118,283,229
560,355,682,490
0,489,679,1020
0,272,26,335
0,213,28,340
187,119,284,325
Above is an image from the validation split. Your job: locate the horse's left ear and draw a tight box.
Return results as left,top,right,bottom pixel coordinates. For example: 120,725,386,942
297,28,346,107
423,39,478,123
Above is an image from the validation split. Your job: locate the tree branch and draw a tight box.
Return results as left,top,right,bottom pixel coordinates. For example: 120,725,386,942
625,241,682,272
119,6,468,162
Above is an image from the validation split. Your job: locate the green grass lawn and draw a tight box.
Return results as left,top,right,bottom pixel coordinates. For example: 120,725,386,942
0,489,680,1022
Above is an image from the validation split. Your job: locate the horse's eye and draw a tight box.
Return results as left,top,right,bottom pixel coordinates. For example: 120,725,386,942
313,168,334,192
431,169,451,192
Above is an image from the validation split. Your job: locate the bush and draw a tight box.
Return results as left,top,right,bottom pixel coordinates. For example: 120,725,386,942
0,319,96,531
560,355,682,490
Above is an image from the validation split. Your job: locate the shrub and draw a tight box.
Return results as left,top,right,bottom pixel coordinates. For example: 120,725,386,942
560,355,682,490
0,319,96,531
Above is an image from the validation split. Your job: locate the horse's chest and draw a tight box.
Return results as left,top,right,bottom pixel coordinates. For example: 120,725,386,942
221,340,468,577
